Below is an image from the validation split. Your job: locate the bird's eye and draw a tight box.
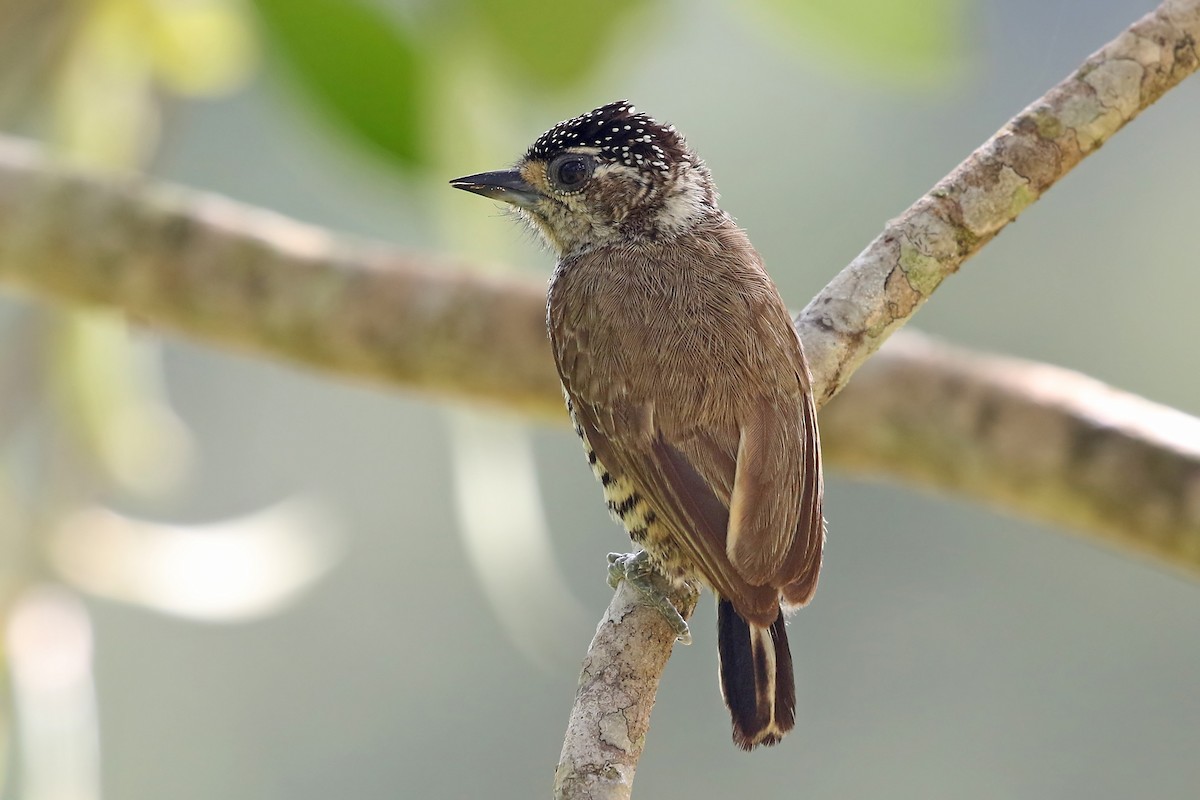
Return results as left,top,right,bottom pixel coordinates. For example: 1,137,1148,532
550,155,593,191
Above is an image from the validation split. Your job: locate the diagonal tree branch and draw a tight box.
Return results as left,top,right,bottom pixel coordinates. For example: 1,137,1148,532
796,0,1200,406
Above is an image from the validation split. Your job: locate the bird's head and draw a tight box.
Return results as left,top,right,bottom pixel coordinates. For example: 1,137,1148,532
451,101,718,258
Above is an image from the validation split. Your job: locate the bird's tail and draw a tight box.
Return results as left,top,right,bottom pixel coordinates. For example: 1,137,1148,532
717,599,796,751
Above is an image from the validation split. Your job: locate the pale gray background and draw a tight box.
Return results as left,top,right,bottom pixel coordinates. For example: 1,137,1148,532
71,0,1200,797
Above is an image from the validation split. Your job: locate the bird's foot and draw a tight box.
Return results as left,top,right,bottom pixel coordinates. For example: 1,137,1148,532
607,550,692,645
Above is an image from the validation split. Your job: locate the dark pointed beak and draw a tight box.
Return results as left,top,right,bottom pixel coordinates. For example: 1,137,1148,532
449,169,542,208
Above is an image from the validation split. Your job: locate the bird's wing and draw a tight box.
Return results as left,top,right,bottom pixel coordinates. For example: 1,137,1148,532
724,373,823,606
568,394,780,623
549,237,823,617
716,290,823,605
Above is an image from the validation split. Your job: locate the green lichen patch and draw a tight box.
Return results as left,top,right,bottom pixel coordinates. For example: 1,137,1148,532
1030,107,1064,140
898,239,943,297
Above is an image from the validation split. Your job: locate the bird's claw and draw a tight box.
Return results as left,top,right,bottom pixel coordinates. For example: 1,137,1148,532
607,551,692,645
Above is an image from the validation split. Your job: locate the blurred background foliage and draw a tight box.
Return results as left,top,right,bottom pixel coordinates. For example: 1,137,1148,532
0,0,1198,798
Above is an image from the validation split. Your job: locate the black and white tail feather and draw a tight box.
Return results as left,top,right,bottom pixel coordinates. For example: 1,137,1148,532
717,600,796,750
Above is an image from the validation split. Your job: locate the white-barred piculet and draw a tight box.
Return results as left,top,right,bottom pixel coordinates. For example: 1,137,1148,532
452,101,825,750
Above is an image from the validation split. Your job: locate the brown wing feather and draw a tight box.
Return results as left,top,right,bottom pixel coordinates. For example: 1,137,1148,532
671,290,822,597
570,396,779,622
726,398,801,584
781,382,824,606
548,217,823,620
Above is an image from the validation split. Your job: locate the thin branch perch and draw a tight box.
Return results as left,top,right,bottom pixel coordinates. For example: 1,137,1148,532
796,0,1200,406
554,579,698,799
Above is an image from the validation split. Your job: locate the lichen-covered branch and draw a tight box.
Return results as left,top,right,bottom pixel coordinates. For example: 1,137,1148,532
797,0,1200,406
554,580,698,800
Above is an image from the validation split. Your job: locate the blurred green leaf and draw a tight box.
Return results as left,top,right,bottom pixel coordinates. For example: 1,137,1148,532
464,0,650,90
750,0,967,81
146,0,257,94
252,0,426,169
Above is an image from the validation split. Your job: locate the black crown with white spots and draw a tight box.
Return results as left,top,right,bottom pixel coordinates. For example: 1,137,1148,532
525,101,692,176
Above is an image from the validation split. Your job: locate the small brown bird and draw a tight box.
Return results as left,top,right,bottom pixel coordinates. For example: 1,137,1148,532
451,101,824,750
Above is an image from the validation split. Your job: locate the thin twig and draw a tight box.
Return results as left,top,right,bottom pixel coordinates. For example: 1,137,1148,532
797,0,1200,406
554,579,699,800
